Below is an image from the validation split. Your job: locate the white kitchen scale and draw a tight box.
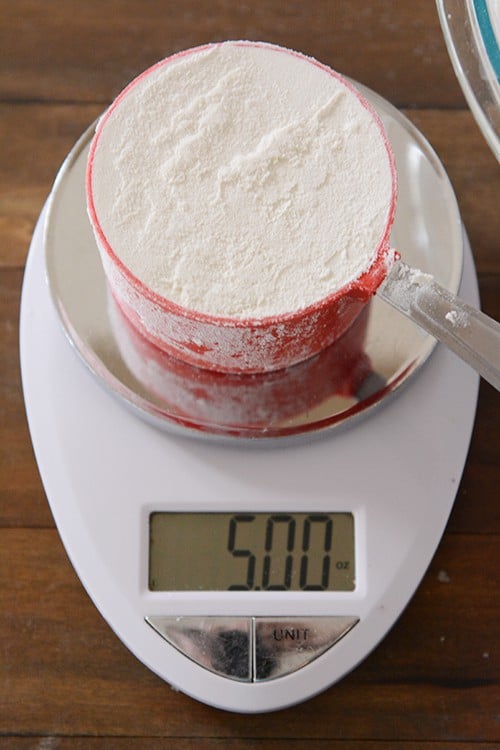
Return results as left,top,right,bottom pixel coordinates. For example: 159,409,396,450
20,85,479,713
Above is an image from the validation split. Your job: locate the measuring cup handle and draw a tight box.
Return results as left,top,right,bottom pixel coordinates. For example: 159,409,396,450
378,261,500,391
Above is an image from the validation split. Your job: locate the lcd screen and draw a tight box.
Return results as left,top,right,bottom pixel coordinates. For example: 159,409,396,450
149,512,355,592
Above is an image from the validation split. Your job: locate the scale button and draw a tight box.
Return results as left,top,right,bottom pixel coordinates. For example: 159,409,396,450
253,616,359,681
145,616,252,681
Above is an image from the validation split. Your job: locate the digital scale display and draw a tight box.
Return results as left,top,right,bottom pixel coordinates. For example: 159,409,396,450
149,512,355,592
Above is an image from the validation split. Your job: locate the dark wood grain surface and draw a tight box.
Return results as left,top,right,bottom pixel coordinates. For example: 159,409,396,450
1,1,498,746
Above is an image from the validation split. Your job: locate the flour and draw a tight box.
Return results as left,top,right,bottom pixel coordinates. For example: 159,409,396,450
445,309,469,327
89,41,394,320
379,260,434,313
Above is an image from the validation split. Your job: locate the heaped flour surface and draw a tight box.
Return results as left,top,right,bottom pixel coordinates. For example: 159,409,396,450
89,42,394,320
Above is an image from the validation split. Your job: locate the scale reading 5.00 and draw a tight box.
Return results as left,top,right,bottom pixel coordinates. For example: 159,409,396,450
149,513,355,592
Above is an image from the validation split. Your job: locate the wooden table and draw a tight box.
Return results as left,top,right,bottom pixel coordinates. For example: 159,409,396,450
1,1,498,746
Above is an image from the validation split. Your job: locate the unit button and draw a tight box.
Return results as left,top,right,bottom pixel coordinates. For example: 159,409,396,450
253,616,359,681
145,616,252,681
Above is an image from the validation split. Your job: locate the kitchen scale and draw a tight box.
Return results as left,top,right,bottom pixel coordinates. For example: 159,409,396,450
20,85,479,713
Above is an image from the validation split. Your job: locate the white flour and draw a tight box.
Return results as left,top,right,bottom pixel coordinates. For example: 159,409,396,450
90,42,394,319
445,309,469,327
